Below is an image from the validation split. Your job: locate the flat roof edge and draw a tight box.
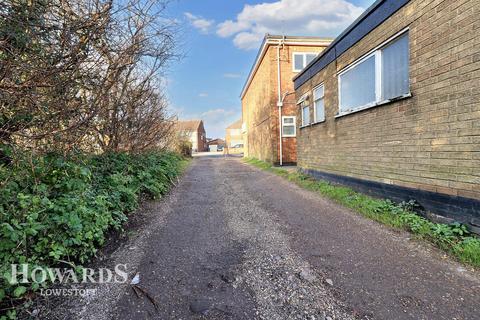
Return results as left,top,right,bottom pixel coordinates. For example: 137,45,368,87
293,0,411,89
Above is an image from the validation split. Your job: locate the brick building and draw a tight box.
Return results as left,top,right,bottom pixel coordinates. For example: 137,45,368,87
207,138,225,152
225,119,244,154
294,0,480,224
225,119,243,147
176,120,207,152
241,35,332,165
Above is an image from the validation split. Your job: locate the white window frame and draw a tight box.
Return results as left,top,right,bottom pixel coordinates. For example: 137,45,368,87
281,116,296,137
313,83,325,123
337,28,410,117
301,105,310,127
292,52,318,72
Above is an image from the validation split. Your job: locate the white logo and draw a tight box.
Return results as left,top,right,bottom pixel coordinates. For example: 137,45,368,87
8,264,129,285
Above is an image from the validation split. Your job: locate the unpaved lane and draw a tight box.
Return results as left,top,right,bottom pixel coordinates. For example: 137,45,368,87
50,155,480,319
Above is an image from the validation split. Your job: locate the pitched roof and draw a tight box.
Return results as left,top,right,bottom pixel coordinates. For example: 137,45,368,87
176,120,202,132
240,34,332,99
207,138,225,146
226,119,242,130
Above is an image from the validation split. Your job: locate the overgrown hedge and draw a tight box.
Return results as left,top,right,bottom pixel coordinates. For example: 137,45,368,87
244,158,480,268
0,151,186,301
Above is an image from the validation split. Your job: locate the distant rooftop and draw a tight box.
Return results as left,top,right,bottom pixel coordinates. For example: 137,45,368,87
207,138,225,146
226,119,242,130
176,120,203,132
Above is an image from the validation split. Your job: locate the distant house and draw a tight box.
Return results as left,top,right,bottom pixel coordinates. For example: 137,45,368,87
225,119,243,151
176,120,207,152
241,35,332,165
293,0,480,225
207,138,225,152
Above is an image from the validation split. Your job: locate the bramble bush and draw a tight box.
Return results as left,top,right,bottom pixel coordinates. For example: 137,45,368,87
0,151,186,301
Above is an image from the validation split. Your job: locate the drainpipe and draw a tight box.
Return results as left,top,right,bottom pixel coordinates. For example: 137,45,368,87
277,37,285,166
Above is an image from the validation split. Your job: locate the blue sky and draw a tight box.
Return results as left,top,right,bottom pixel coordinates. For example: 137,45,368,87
165,0,376,138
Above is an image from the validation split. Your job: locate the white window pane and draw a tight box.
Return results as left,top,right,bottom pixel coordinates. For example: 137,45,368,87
302,106,310,125
382,33,409,100
314,85,324,99
315,99,325,122
306,54,317,65
283,117,294,124
283,125,295,136
339,55,376,112
294,54,304,71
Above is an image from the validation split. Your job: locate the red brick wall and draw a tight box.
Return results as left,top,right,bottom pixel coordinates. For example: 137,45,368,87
243,43,329,164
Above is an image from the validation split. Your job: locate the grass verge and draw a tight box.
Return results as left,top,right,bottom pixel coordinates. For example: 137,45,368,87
244,157,480,268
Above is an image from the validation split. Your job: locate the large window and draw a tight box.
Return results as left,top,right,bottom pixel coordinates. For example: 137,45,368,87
293,52,318,72
382,33,409,100
282,116,296,137
313,84,325,123
339,55,376,113
338,31,410,115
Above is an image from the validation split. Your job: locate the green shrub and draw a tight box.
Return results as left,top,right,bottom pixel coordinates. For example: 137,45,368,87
175,139,192,157
0,151,186,301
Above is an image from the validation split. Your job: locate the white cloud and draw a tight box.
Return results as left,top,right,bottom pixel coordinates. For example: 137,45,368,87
198,92,208,97
216,0,365,50
200,108,241,139
200,108,236,119
233,32,265,50
223,73,242,78
184,12,214,34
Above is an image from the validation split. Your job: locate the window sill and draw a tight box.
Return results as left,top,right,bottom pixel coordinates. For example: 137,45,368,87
300,119,325,130
311,119,326,126
335,93,412,119
282,135,296,138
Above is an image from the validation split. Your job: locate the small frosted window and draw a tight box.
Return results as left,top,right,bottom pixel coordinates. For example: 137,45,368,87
283,117,294,124
282,116,296,137
294,54,304,71
283,126,294,136
302,106,310,126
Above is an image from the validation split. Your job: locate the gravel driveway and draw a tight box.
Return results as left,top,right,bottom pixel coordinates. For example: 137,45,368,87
46,154,480,320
